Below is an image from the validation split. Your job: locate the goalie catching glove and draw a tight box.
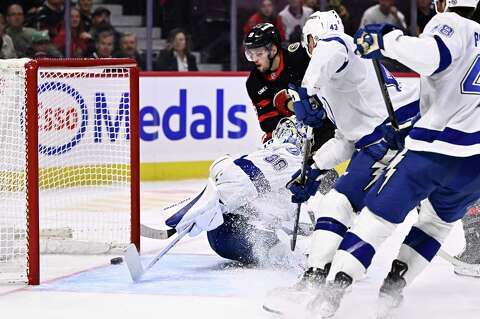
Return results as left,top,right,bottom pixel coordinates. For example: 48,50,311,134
354,24,399,59
287,84,325,128
287,164,328,203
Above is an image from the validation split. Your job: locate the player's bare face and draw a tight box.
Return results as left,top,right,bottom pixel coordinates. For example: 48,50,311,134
307,35,316,56
245,47,271,72
435,0,446,12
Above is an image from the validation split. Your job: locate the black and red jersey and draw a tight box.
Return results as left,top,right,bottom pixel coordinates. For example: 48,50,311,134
245,42,335,150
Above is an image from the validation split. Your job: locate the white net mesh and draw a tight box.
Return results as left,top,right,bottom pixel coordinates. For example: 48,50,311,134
0,59,136,283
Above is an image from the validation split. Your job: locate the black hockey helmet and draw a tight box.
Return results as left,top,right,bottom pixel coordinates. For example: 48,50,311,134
243,23,282,50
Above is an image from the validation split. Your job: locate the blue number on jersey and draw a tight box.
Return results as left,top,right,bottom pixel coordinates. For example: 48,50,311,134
462,55,480,95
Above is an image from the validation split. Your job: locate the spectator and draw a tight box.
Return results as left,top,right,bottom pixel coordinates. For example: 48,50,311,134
114,32,146,70
360,0,407,30
304,0,320,11
53,7,91,57
279,0,313,43
0,13,17,59
88,7,121,51
32,0,65,38
417,0,435,34
77,0,93,32
5,4,37,58
244,0,286,42
156,28,198,71
328,0,354,35
90,30,114,58
27,30,62,58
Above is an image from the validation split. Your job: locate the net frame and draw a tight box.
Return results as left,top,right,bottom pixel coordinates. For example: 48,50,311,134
18,58,140,285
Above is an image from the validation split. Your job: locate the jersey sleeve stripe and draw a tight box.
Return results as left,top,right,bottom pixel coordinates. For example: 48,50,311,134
255,99,272,108
233,156,272,194
432,35,452,75
409,126,480,146
258,110,281,122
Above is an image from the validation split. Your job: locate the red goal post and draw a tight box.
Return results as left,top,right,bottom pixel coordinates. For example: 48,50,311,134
0,58,140,285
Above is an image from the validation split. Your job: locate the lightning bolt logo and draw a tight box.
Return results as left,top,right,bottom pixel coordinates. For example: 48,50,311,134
377,149,407,194
364,148,397,191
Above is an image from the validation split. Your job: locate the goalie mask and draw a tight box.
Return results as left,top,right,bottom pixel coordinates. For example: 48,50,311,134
265,116,308,150
302,10,344,57
434,0,479,12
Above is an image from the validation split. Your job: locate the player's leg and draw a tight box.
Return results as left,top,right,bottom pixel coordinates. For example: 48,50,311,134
315,150,446,317
306,142,396,281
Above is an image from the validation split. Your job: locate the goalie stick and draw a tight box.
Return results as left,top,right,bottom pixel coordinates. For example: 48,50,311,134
125,223,194,282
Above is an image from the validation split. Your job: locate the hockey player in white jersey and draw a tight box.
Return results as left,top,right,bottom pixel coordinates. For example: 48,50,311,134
297,0,480,317
263,10,419,315
168,117,337,265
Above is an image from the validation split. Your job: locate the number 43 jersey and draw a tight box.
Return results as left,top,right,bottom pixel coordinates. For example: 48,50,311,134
404,12,480,157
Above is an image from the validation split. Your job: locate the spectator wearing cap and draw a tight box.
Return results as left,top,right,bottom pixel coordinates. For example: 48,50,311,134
360,0,407,30
5,4,37,58
87,6,121,52
155,28,198,71
90,30,114,58
53,7,91,57
32,0,65,38
243,0,286,42
278,0,313,43
114,32,146,70
77,0,93,32
0,13,17,59
27,30,62,58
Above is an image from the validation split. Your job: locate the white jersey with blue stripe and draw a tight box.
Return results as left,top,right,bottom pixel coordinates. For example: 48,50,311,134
301,32,420,152
383,12,480,157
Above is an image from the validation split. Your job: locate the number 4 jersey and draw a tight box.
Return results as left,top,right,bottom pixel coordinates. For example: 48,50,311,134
385,12,480,157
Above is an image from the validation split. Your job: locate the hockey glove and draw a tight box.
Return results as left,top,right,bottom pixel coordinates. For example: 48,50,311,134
287,165,327,204
354,24,399,59
381,114,420,150
287,84,325,128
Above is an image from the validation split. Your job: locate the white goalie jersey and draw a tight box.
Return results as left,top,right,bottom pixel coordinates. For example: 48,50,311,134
210,143,303,223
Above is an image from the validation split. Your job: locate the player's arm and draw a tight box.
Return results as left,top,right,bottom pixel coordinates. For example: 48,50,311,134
302,40,349,96
312,130,355,170
354,15,463,76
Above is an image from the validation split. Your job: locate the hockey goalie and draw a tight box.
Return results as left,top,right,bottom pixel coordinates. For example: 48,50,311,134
164,117,337,266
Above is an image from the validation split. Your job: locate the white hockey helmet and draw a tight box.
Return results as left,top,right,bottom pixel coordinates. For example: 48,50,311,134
302,10,344,57
435,0,479,12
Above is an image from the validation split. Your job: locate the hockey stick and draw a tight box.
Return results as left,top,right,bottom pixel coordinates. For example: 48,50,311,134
291,126,314,251
372,59,399,130
125,223,194,282
437,248,480,277
140,224,176,240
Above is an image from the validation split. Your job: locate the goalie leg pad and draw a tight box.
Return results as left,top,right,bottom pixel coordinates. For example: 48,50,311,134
307,190,354,269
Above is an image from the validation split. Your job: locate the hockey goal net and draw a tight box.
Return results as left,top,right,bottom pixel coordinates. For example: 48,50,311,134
0,58,140,285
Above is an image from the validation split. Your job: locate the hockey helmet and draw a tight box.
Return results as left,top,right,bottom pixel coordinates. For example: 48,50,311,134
302,11,344,57
266,116,308,150
434,0,479,12
244,23,282,61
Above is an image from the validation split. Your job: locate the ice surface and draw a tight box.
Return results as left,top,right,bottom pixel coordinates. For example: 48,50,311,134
0,180,479,319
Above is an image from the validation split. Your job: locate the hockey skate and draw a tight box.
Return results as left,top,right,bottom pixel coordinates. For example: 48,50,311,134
453,207,480,277
310,271,352,318
262,264,330,317
376,260,408,319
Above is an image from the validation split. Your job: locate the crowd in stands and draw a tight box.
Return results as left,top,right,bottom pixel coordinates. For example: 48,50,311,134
1,1,480,71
